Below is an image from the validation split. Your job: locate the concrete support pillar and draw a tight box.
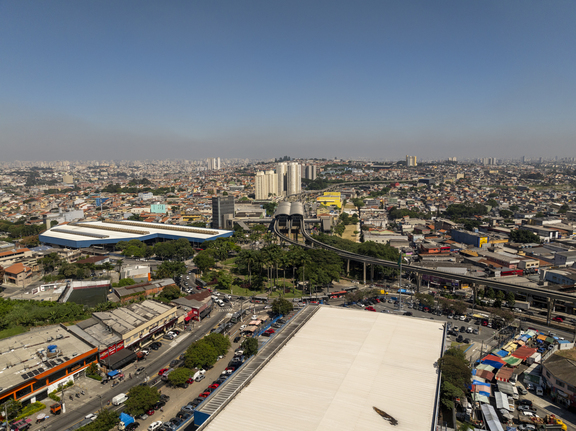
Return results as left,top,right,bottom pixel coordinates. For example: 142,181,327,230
416,275,422,293
546,297,554,326
363,262,366,285
370,265,374,283
346,259,350,276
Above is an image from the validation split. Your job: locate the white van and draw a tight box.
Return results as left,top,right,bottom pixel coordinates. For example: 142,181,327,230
112,393,128,405
193,369,206,381
536,386,543,396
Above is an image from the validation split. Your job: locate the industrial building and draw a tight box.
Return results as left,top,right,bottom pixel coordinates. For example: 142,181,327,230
197,307,445,431
38,220,233,249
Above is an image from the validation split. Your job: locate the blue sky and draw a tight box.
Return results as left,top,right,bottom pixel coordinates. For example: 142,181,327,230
1,1,575,161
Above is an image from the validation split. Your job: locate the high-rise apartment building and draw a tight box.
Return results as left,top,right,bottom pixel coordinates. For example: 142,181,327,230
304,165,317,180
287,162,301,196
212,196,235,229
255,170,278,200
406,155,417,167
207,158,221,170
277,162,287,196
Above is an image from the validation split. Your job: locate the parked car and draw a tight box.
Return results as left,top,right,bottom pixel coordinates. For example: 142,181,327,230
552,316,564,322
148,421,163,431
150,342,162,350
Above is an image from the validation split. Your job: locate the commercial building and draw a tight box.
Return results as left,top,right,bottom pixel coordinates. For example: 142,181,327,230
211,196,235,229
68,300,178,362
171,290,214,322
39,220,233,249
316,192,342,208
450,229,489,248
0,326,98,405
198,307,444,431
542,353,576,409
113,278,175,303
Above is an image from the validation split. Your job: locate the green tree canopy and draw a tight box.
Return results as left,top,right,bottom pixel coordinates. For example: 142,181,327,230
167,367,193,387
509,229,540,244
415,293,435,308
154,261,187,279
194,251,216,273
124,385,160,416
203,333,231,356
241,337,259,357
271,298,294,315
184,340,219,369
157,285,182,303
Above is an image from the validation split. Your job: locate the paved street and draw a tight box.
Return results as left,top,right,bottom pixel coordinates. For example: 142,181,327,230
31,311,228,431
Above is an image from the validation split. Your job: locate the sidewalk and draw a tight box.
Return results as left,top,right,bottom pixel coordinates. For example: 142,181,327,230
28,312,228,431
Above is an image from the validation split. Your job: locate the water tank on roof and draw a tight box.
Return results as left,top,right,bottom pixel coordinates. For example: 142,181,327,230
47,345,57,353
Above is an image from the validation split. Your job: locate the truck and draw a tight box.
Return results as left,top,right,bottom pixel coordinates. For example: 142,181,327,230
112,393,128,406
514,300,531,311
118,412,135,430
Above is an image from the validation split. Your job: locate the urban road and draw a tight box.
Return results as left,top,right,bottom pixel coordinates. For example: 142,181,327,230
37,312,227,431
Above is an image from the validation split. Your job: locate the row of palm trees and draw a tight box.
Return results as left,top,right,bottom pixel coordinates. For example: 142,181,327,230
235,244,314,294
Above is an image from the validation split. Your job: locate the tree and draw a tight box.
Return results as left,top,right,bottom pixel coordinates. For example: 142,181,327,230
415,293,435,308
506,292,516,307
499,209,513,218
2,398,22,421
167,367,193,387
157,285,182,302
115,259,124,273
509,229,540,244
216,270,233,290
154,261,187,279
39,252,62,273
351,198,365,216
485,287,495,299
125,385,160,416
184,340,218,369
241,337,258,357
271,298,294,315
194,251,215,274
203,333,231,356
438,348,471,412
486,199,498,208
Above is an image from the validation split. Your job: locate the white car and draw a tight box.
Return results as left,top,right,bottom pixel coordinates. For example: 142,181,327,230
251,315,258,320
148,421,164,431
240,325,247,331
85,413,97,422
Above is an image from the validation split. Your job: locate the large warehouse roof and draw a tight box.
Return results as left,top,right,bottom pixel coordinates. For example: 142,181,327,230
39,220,233,248
200,307,445,431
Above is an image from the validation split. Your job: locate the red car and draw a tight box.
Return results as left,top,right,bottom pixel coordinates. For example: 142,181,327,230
146,409,155,416
208,383,219,389
158,368,169,376
186,377,195,384
552,316,564,322
225,367,235,373
365,306,376,312
374,298,381,303
481,320,488,327
198,391,210,398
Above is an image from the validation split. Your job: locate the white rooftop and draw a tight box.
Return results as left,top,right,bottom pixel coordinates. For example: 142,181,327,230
202,307,445,431
42,220,230,242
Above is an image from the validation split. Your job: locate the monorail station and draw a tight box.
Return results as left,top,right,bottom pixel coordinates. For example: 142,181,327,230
38,220,233,249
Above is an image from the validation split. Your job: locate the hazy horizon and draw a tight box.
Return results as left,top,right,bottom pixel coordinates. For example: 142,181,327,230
1,1,575,162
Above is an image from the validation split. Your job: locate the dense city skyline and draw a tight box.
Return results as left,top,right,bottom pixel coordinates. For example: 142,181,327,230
1,1,575,161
